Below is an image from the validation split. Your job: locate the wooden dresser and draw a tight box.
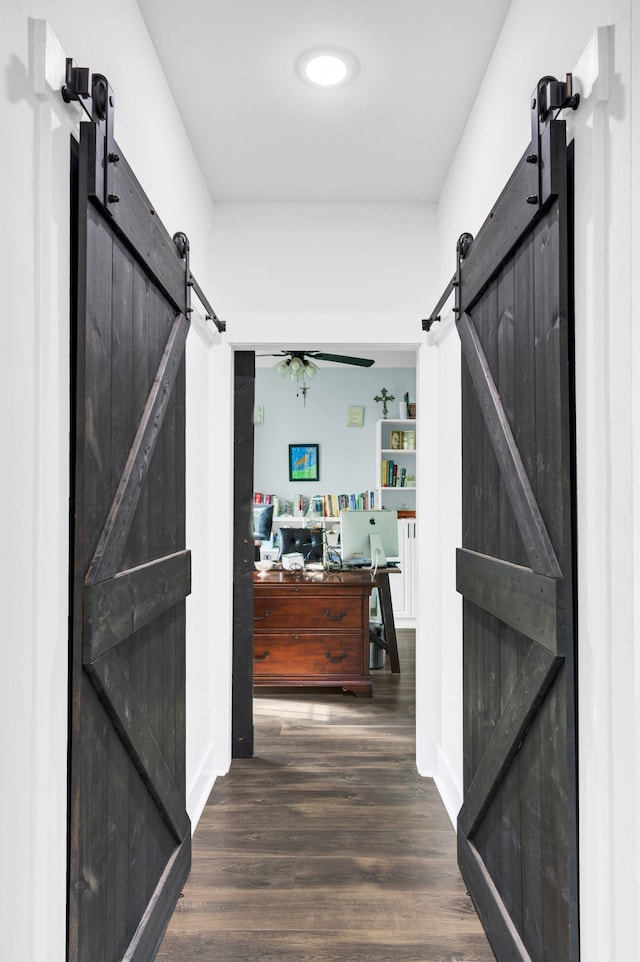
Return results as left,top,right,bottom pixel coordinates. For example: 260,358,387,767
253,569,376,697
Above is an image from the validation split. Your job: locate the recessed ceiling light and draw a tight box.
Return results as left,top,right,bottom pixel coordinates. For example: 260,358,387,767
297,48,356,89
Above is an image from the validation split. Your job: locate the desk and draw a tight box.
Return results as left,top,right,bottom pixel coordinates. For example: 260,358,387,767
253,570,376,697
374,569,401,674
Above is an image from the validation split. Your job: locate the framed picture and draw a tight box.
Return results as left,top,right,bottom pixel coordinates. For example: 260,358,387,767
289,443,320,482
347,405,364,427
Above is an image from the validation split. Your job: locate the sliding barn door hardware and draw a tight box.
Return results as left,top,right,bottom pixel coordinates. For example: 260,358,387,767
422,233,473,333
423,71,579,332
528,73,579,208
62,61,225,333
61,59,117,212
173,232,226,333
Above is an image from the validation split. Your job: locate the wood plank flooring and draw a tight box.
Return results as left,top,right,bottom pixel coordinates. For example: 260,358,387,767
157,631,495,961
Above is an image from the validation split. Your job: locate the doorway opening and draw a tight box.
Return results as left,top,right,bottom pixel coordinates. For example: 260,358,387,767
232,341,423,758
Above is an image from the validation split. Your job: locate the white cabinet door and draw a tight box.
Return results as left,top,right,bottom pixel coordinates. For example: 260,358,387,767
390,519,417,623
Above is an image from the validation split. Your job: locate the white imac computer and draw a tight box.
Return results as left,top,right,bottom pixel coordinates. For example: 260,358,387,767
339,510,399,568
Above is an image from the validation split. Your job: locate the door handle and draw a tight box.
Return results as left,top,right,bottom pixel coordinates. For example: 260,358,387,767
254,609,270,621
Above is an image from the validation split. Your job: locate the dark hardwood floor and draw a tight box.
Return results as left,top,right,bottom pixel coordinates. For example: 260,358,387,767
157,631,495,961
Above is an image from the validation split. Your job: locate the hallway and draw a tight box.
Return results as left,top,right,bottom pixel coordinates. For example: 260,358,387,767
157,631,495,961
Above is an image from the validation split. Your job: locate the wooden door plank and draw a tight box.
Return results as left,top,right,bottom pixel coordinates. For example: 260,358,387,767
74,681,110,962
104,723,132,962
477,285,501,882
457,310,562,579
173,337,187,796
85,125,186,314
458,644,561,838
87,649,191,842
457,833,531,962
81,208,114,571
86,311,189,586
495,256,525,931
123,835,191,962
83,550,192,661
461,353,482,791
509,225,543,952
456,549,558,652
458,149,539,315
532,203,579,957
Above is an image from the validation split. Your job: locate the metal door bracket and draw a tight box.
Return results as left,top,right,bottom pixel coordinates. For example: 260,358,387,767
61,59,116,213
530,73,579,207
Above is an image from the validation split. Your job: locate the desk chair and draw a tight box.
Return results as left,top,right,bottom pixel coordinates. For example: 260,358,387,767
279,526,324,562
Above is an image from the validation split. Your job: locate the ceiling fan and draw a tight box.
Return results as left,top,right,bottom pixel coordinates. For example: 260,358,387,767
258,350,375,404
260,349,375,370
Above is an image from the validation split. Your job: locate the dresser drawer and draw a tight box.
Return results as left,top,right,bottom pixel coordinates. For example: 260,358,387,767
253,632,363,677
253,594,363,630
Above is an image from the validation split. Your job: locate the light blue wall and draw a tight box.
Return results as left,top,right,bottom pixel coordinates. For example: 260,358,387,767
254,365,416,505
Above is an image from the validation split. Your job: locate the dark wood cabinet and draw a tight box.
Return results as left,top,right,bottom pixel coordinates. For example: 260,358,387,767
253,570,375,697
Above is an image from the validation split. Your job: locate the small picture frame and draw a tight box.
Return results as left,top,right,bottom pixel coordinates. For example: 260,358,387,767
347,405,364,427
289,443,320,482
390,430,404,450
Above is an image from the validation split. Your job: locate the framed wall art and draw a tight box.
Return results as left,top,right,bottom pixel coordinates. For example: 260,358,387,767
288,443,320,482
347,405,364,427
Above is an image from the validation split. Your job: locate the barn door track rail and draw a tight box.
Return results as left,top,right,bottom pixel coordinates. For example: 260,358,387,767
61,58,225,332
422,73,579,333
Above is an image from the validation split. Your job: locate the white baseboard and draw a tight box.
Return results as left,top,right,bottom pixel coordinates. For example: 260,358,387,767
433,746,462,830
186,744,218,830
394,616,416,629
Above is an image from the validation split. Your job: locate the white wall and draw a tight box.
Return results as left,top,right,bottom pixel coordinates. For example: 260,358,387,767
254,366,417,503
0,6,230,962
424,1,638,959
209,202,436,315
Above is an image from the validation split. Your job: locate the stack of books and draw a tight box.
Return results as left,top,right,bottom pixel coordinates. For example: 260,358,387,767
253,492,276,504
320,492,377,516
380,461,413,487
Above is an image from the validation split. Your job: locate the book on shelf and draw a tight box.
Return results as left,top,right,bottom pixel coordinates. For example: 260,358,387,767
314,492,378,516
266,491,379,518
380,462,413,488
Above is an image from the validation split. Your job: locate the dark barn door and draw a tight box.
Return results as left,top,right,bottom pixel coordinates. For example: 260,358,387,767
68,97,192,961
455,82,578,961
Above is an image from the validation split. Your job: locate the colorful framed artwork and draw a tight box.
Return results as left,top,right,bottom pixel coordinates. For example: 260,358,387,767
288,443,320,482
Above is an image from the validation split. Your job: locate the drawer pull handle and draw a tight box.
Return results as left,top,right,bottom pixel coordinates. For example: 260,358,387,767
323,608,348,622
254,609,270,621
254,650,271,662
325,651,348,663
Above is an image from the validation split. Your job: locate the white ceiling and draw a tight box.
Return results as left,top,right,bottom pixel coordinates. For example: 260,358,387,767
136,0,512,203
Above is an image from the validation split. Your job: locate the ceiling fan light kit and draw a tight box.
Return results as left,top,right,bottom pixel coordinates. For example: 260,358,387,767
262,350,375,404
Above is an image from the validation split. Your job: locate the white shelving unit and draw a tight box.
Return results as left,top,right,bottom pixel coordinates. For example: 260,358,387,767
375,419,417,626
390,516,418,625
376,418,417,511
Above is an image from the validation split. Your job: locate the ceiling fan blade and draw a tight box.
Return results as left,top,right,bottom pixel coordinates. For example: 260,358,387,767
309,352,375,367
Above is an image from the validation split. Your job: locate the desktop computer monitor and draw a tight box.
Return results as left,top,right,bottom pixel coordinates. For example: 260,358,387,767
339,510,399,566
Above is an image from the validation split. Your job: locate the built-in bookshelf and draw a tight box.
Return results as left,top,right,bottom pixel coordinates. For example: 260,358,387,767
376,418,417,511
253,490,378,518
